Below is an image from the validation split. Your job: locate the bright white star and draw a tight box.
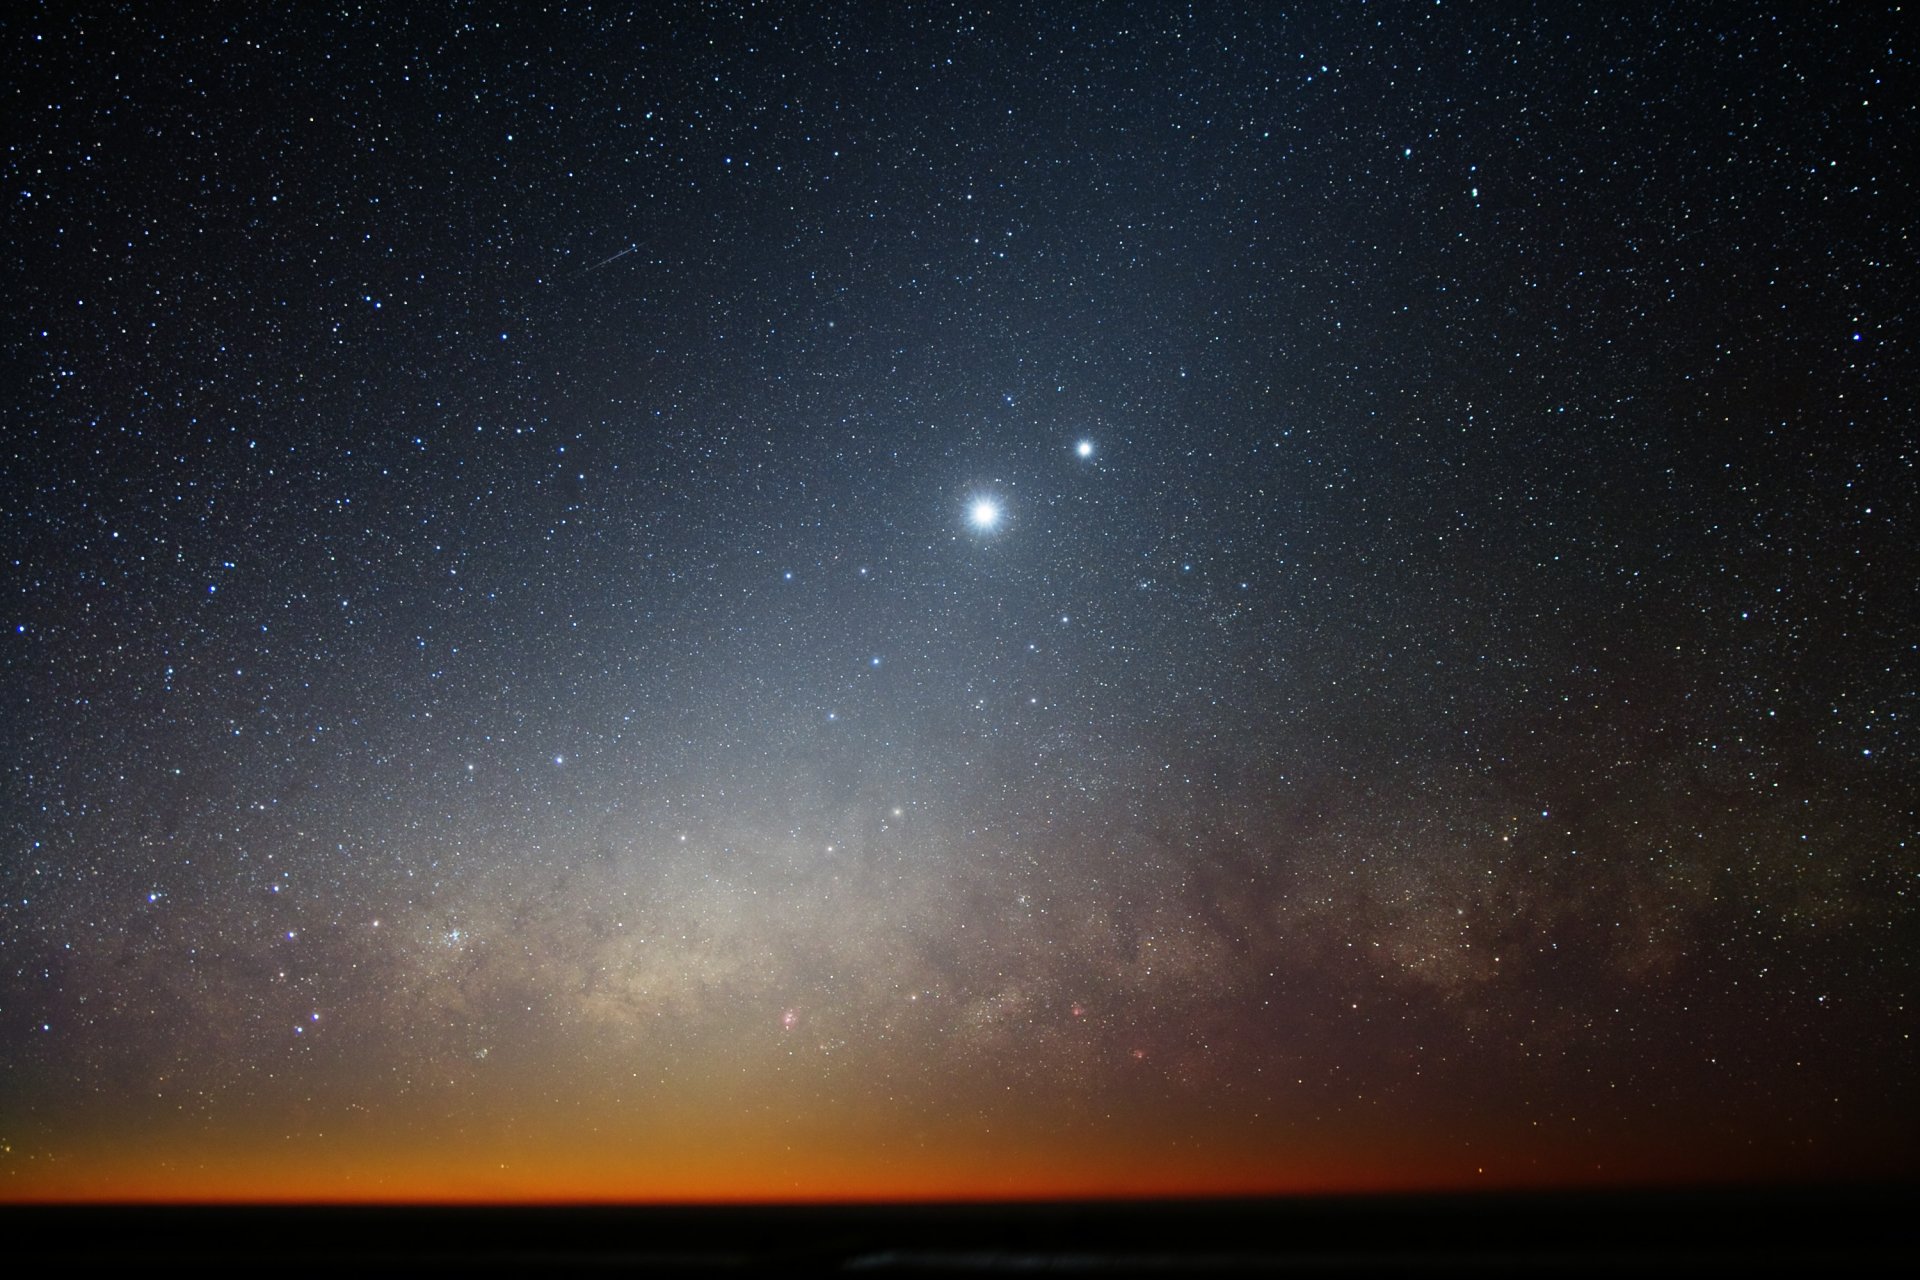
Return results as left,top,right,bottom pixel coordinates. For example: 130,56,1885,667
969,498,1002,530
1076,439,1094,458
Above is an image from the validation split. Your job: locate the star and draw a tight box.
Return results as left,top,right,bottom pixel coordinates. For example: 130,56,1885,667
1076,439,1094,458
968,497,1002,530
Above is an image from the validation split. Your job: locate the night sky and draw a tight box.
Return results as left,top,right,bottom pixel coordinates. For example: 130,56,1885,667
3,2,1914,1201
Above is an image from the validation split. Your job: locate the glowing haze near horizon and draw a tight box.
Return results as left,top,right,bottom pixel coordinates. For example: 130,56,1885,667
3,3,1914,1200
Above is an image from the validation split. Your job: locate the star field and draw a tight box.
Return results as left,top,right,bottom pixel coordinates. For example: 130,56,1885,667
1,3,1914,1199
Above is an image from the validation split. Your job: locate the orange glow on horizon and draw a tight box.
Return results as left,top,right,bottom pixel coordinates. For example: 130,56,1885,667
4,1114,1829,1206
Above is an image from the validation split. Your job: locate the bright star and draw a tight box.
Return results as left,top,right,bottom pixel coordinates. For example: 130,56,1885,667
1076,439,1094,458
969,498,1002,530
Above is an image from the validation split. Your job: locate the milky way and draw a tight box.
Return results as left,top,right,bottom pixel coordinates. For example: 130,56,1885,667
3,3,1914,1199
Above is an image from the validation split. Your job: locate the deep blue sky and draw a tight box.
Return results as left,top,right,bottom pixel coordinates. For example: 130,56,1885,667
2,2,1913,1197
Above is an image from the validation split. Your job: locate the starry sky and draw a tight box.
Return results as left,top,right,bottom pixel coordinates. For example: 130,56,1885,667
3,2,1914,1201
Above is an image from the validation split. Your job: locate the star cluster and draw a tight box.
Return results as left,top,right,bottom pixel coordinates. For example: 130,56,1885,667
1,3,1913,1199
